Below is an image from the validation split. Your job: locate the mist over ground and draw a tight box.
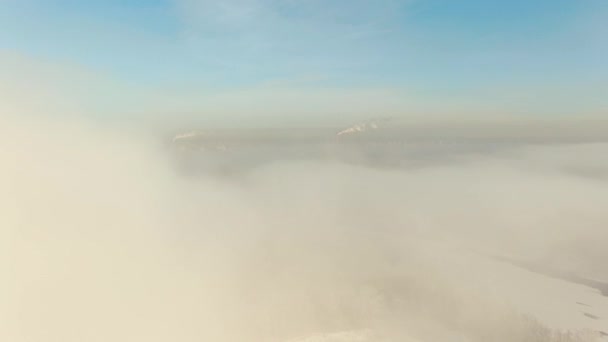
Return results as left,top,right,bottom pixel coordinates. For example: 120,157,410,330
1,113,607,341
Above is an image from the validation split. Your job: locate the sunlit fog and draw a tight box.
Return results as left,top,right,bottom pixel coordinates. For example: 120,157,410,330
1,0,607,341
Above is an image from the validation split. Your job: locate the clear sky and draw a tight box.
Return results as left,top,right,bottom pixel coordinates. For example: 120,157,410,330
1,0,606,126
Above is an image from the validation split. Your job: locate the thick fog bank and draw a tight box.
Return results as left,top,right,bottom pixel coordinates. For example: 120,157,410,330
1,115,607,341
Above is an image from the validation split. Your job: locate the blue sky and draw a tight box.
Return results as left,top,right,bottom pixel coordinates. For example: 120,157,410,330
0,0,606,124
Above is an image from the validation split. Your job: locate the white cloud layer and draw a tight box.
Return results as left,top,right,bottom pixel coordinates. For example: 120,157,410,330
2,67,608,340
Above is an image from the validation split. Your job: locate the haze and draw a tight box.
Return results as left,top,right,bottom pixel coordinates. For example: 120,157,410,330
1,0,608,341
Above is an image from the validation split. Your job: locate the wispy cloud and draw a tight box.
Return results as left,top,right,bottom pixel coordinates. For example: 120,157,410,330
173,0,409,77
177,0,406,34
178,0,271,31
175,0,408,54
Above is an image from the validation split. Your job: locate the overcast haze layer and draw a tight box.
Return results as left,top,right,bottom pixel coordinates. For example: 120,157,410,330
2,1,608,342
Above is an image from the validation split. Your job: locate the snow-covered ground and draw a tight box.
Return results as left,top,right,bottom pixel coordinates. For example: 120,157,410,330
284,243,608,342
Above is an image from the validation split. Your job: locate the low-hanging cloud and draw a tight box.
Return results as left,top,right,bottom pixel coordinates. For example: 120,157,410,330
2,51,607,341
2,103,608,341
